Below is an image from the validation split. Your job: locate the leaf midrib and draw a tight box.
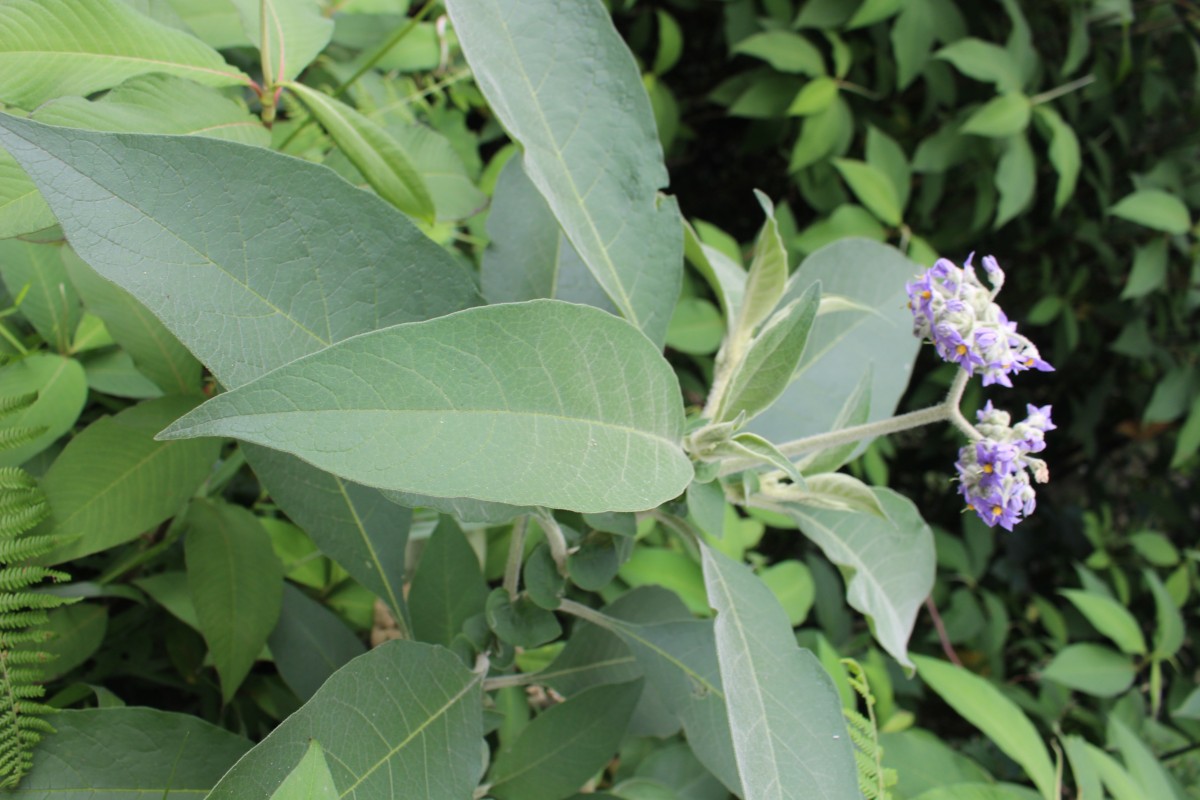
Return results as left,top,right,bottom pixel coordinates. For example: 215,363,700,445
0,51,248,86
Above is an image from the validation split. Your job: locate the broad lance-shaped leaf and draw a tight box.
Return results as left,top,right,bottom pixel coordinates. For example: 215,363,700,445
206,641,483,800
701,544,860,800
730,191,790,345
0,0,250,110
162,301,693,513
0,113,481,391
447,0,683,347
780,488,934,669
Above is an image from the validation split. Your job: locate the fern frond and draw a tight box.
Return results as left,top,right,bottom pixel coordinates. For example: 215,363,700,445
841,659,897,800
0,394,36,419
0,428,46,452
0,508,50,540
0,567,69,593
0,470,36,491
0,535,55,563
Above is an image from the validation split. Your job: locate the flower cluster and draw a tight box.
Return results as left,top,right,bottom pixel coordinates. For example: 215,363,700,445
955,402,1055,530
907,254,1053,386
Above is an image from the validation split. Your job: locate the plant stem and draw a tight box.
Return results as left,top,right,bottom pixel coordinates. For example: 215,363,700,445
535,510,570,574
1030,74,1096,105
502,516,528,599
558,598,617,631
925,595,962,667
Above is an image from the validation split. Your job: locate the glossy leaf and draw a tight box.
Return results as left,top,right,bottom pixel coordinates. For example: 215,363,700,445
268,582,366,702
0,354,88,467
270,740,338,800
782,489,934,668
186,499,284,702
0,239,81,352
162,301,693,513
234,0,332,85
408,516,488,647
6,707,251,798
447,0,683,347
913,655,1056,800
206,641,484,800
0,113,482,391
1040,643,1135,697
701,544,859,799
38,396,220,564
489,680,643,800
287,81,434,221
0,0,247,108
1109,189,1192,235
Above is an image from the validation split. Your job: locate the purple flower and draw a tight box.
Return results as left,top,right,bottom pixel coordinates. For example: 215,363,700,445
955,403,1053,530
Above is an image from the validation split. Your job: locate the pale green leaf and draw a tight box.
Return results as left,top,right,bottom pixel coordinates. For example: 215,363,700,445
161,301,692,513
962,93,1032,138
1083,742,1144,800
712,433,802,484
913,655,1056,800
892,0,935,90
6,707,251,798
666,297,725,356
244,446,411,623
287,81,434,221
785,76,839,117
232,0,332,85
865,126,911,213
62,247,202,394
186,499,284,702
83,349,164,399
408,517,488,648
911,785,1041,800
653,10,683,76
759,560,815,626
447,0,683,347
795,369,871,474
1060,588,1147,655
1171,395,1200,468
1109,717,1188,800
1121,239,1169,300
270,740,338,800
482,155,613,313
32,73,270,147
0,113,482,391
1040,643,1135,697
716,286,820,424
732,191,790,342
684,220,746,321
38,396,220,564
701,544,859,799
0,239,82,352
1109,189,1192,235
0,0,249,109
782,489,933,668
994,133,1035,229
490,680,644,800
206,641,483,800
1145,568,1184,659
0,353,88,467
936,38,1022,91
1062,736,1103,800
1033,105,1080,213
732,31,825,76
832,159,902,226
847,0,904,29
791,472,886,517
387,120,487,222
268,582,366,702
788,96,852,172
0,154,55,238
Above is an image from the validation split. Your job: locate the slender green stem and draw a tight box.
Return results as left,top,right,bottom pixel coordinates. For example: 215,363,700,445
482,671,543,691
559,597,616,630
0,323,27,356
195,446,247,499
534,510,570,573
502,516,528,599
649,508,701,561
1030,74,1096,105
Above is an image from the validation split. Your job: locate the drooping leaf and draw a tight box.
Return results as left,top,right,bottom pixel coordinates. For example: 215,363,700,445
913,655,1056,800
1059,589,1147,655
286,81,435,221
243,445,411,624
993,133,1035,229
447,0,684,347
0,113,482,391
489,680,644,800
0,353,88,467
267,582,366,703
481,154,614,314
0,0,250,109
186,499,284,702
206,641,483,800
408,516,488,647
161,301,693,513
6,707,251,798
38,395,220,564
781,488,934,668
700,544,859,800
1033,105,1080,213
232,0,333,85
0,239,82,352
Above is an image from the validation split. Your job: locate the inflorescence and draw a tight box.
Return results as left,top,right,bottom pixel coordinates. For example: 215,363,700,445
907,255,1055,530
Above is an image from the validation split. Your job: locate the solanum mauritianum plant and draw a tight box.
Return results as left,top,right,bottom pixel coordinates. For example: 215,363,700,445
0,1,1071,798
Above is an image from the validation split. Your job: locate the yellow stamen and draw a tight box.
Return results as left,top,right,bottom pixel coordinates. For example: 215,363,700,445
956,344,968,356
983,464,993,474
991,505,1002,518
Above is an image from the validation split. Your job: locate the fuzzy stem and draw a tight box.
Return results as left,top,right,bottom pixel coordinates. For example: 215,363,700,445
502,516,528,599
534,510,570,574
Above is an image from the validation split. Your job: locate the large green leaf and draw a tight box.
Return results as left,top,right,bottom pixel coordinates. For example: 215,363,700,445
447,0,683,347
0,0,249,109
0,239,82,352
38,395,220,564
481,155,615,315
244,445,410,622
913,655,1056,800
62,247,202,394
701,544,859,800
0,113,482,391
0,156,55,239
7,707,251,798
232,0,332,85
268,582,366,702
408,516,488,647
270,740,338,800
207,640,483,800
1108,189,1192,235
186,499,284,702
746,239,919,453
161,301,693,513
0,353,87,467
781,488,934,668
489,680,644,800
